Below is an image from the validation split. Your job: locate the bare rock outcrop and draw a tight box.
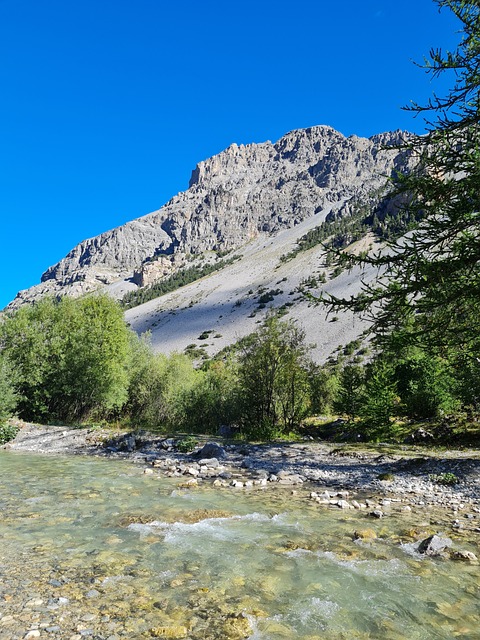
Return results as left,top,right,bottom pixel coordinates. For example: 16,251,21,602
7,125,413,309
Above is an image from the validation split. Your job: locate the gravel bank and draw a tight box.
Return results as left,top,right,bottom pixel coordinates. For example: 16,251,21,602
5,422,480,517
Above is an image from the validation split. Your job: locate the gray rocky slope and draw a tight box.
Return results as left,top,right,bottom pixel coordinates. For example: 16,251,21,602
10,126,410,305
8,125,413,361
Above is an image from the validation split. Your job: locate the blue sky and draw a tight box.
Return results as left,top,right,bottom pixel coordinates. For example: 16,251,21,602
0,0,461,309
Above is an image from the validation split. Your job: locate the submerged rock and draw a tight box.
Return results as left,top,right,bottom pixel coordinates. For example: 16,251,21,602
353,529,377,541
149,626,188,638
449,549,479,564
417,534,452,556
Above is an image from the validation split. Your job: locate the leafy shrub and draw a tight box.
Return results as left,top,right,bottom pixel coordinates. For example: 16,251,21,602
257,289,282,305
0,424,19,445
176,436,198,453
429,472,459,485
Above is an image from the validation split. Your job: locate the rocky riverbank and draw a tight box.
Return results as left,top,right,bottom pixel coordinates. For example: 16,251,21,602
5,422,480,520
2,423,480,640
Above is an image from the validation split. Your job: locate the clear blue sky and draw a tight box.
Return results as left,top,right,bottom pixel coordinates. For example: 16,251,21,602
0,0,461,309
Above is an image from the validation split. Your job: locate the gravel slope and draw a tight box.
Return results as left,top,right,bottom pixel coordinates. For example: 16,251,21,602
125,205,375,362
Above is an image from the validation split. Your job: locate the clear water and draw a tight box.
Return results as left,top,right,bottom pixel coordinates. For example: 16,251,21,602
0,451,479,639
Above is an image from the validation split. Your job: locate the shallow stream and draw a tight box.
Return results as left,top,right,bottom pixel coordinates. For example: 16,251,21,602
0,452,479,639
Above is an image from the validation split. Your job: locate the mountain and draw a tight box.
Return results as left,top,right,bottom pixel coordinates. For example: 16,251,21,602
8,125,414,361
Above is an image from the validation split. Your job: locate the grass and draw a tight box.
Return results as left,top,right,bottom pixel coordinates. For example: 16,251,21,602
300,414,480,451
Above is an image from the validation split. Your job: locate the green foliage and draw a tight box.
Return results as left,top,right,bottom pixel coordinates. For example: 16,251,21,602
127,341,198,431
429,472,459,486
279,185,416,267
393,346,459,418
176,435,198,453
121,256,239,310
184,344,209,360
308,364,340,415
0,355,18,424
237,315,312,437
334,365,365,421
1,295,132,422
257,289,283,305
323,1,480,355
359,361,398,439
378,472,394,481
0,423,19,445
179,359,241,433
317,1,480,435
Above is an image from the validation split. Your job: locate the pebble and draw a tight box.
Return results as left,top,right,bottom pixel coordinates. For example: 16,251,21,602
48,580,62,588
81,614,96,622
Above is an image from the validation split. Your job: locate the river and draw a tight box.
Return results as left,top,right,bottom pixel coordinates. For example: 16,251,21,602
0,451,478,639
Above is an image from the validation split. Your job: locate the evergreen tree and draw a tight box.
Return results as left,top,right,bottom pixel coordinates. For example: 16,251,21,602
324,1,480,352
359,360,398,439
334,364,365,421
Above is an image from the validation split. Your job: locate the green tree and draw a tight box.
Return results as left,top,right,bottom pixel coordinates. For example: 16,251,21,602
393,347,459,418
237,315,312,437
308,363,340,415
0,354,18,424
0,295,133,422
54,295,131,420
359,360,398,439
324,1,480,353
179,359,241,433
127,340,198,431
334,364,365,421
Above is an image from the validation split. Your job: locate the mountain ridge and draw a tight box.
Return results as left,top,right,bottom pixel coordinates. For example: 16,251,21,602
8,125,412,311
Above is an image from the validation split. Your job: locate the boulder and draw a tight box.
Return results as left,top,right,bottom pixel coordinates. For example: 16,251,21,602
417,534,452,556
196,442,226,459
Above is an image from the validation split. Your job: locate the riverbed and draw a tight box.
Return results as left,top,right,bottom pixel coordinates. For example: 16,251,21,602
1,450,479,639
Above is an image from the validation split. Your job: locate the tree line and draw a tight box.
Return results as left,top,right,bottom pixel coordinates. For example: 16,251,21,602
1,0,478,445
1,294,478,444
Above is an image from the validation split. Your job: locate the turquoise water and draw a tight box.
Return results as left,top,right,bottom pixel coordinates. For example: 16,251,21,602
0,451,479,639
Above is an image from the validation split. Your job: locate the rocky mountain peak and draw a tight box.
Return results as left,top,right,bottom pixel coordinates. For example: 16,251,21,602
7,125,414,310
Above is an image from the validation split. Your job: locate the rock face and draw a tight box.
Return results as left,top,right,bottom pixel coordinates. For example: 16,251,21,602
8,125,412,308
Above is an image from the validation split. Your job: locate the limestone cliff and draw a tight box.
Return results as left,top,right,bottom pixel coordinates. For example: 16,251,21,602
8,125,412,308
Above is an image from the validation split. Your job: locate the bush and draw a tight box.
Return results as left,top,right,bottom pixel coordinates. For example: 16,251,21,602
334,365,365,421
394,349,459,418
178,359,241,433
0,423,19,445
127,344,198,431
176,436,198,453
429,472,459,486
359,360,398,439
